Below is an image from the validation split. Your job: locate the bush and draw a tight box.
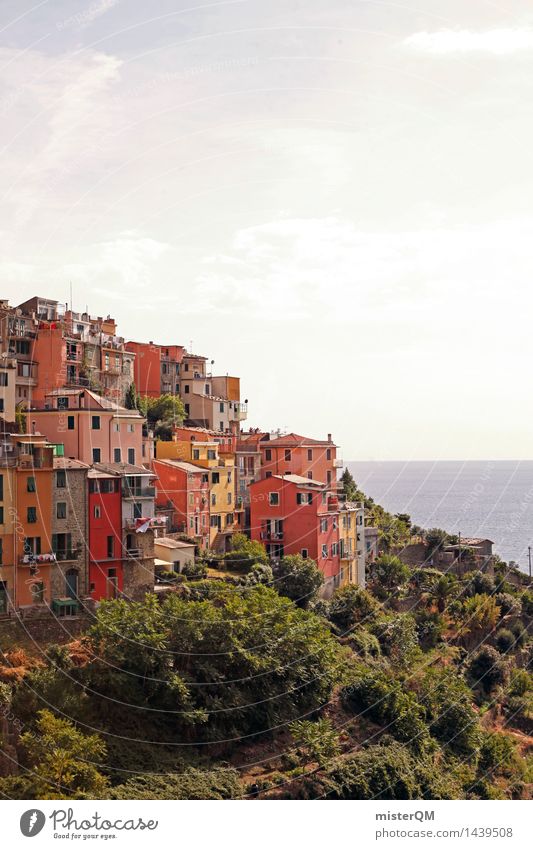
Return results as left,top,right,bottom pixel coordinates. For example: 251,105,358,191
328,585,380,633
181,561,208,579
467,646,510,695
376,614,420,665
109,768,242,800
273,555,323,608
240,563,273,587
417,668,481,757
495,592,522,617
326,742,431,800
495,628,515,654
158,570,186,584
349,628,381,659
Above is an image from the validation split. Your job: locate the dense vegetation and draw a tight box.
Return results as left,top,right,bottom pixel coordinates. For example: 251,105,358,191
0,477,531,800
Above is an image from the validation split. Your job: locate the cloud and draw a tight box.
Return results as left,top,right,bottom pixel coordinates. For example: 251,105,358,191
56,0,122,31
402,29,533,56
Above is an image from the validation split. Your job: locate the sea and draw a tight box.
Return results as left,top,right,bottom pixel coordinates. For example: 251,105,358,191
346,461,533,574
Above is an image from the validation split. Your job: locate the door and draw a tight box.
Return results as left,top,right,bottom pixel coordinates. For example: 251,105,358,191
0,582,8,614
65,569,78,600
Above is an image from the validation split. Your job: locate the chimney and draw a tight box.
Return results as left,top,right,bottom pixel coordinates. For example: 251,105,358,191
327,433,332,442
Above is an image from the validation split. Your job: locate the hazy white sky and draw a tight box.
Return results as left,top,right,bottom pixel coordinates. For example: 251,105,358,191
1,0,532,460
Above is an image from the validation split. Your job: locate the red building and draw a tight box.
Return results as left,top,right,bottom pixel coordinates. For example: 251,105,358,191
259,432,340,488
249,474,341,586
87,468,123,600
125,341,184,398
153,458,210,549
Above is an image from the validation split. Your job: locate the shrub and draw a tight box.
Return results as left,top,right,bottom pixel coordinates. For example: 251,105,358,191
273,555,323,608
289,718,341,764
326,742,422,800
495,628,515,654
328,585,380,633
495,593,522,617
467,646,510,695
109,768,242,800
181,561,208,579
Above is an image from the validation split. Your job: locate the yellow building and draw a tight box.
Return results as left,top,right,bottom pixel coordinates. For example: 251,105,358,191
155,431,237,550
338,501,366,587
0,454,15,614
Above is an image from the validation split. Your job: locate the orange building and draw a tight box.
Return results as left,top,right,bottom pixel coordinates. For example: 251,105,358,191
0,433,55,609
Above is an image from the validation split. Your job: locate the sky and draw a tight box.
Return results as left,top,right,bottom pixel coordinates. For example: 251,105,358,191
1,0,532,460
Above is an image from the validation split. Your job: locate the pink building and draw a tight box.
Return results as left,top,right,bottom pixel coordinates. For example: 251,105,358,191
29,388,144,466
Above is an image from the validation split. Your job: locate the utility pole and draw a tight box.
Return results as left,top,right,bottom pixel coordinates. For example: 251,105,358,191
528,546,532,579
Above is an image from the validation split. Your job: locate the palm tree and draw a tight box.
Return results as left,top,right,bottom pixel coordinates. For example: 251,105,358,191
422,574,458,613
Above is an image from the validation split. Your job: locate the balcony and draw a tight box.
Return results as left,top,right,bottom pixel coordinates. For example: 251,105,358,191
124,547,141,558
54,549,80,562
260,530,284,541
122,485,156,499
16,374,37,387
20,552,56,565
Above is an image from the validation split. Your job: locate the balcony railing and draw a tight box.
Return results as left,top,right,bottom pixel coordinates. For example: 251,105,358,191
122,485,156,499
54,550,80,562
260,530,284,540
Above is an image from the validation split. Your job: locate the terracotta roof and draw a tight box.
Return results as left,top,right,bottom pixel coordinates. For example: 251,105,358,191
261,432,336,448
53,457,89,470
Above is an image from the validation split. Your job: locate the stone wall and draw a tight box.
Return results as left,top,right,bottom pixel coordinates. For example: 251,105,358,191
122,528,155,601
51,467,89,600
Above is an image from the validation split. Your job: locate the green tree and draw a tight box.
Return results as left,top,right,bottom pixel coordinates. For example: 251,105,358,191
273,554,324,608
327,585,380,633
124,382,139,410
422,573,459,613
425,528,449,560
289,718,341,764
326,742,424,800
368,554,411,589
0,710,108,800
467,646,510,695
144,394,186,439
84,585,341,740
223,532,268,570
109,768,242,800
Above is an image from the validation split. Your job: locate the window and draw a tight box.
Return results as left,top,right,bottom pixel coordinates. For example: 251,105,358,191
219,402,224,413
320,518,328,533
268,492,279,506
211,493,216,506
207,449,216,460
301,548,308,559
92,448,101,463
219,421,224,431
27,506,37,523
0,507,3,525
56,502,67,519
307,471,313,479
107,536,114,558
133,503,142,519
128,424,134,433
91,416,101,430
331,542,338,556
23,537,41,555
211,472,220,484
184,384,190,393
94,505,101,518
30,582,45,603
27,476,36,492
321,544,328,559
227,471,232,483
0,373,8,387
265,471,272,478
184,404,190,415
113,422,120,432
193,449,200,460
327,471,332,485
114,448,121,462
0,399,3,413
227,492,232,504
188,493,194,506
0,475,2,501
297,492,312,505
265,449,272,461
67,415,75,430
284,449,291,461
307,449,313,461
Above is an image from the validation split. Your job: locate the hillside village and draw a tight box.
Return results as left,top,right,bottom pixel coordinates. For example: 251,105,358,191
0,294,531,801
0,294,376,616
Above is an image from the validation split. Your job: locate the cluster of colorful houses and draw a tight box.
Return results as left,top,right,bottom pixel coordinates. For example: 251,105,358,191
0,295,373,618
